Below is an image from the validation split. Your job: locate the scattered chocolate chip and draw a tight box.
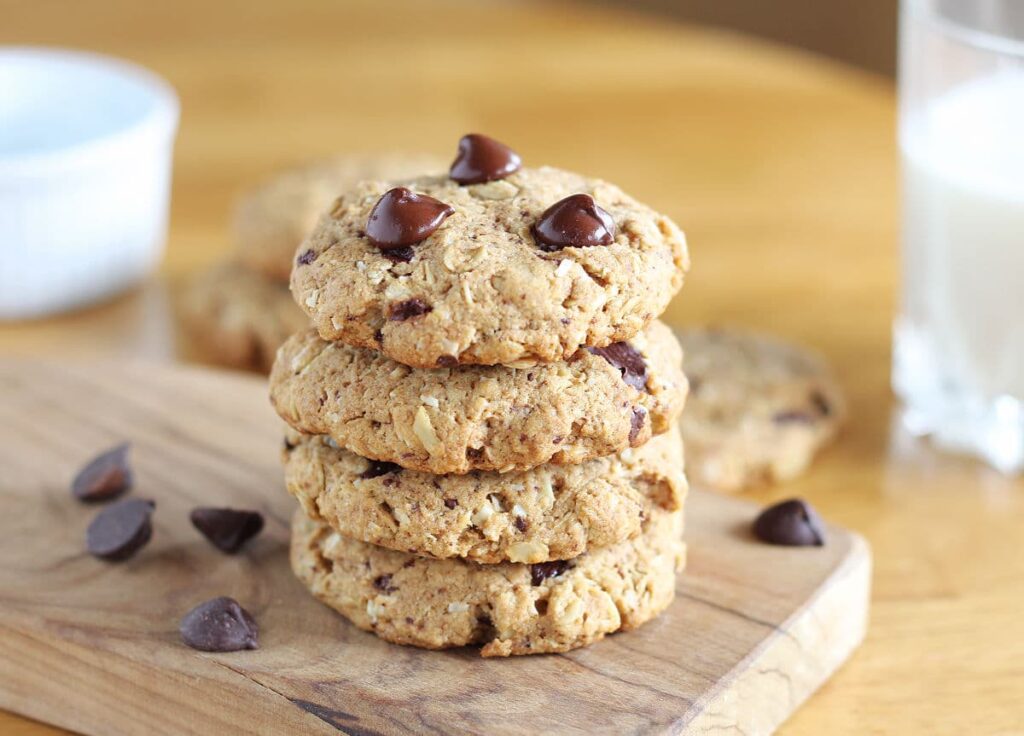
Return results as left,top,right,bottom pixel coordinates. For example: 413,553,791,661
373,574,396,593
179,597,259,652
810,390,832,416
86,498,155,561
514,516,528,532
283,437,297,452
382,245,416,263
449,133,522,185
437,355,459,368
443,498,458,509
531,194,615,252
772,410,816,425
190,507,264,554
629,407,646,445
361,459,401,479
388,298,432,322
71,443,132,502
530,560,571,586
752,499,826,547
373,329,384,345
366,187,454,251
296,249,316,265
466,447,484,460
588,342,648,391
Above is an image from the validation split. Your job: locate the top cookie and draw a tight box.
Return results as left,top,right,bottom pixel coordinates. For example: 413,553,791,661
234,153,445,283
677,328,845,491
290,164,689,368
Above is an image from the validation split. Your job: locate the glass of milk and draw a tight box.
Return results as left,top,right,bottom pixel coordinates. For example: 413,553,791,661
895,0,1024,473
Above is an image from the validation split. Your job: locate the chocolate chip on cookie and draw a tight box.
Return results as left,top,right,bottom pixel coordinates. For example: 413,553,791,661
366,187,454,251
587,342,648,391
530,560,571,586
449,133,522,185
296,249,316,266
180,597,259,652
532,193,616,252
86,498,155,561
388,298,432,322
752,498,826,547
72,443,132,502
190,507,265,554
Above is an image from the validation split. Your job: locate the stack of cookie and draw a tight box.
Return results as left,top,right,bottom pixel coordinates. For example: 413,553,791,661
179,153,441,372
270,134,691,656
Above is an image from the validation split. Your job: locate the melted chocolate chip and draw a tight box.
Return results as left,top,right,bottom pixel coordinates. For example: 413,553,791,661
629,407,647,445
382,245,416,263
437,355,459,368
373,574,396,593
86,498,155,561
361,460,401,479
190,507,264,554
530,560,571,586
179,597,259,652
514,516,529,532
588,342,648,391
752,499,826,547
443,498,458,509
388,298,432,322
811,390,832,416
449,133,522,185
71,443,132,502
296,249,316,265
366,187,454,250
531,194,615,252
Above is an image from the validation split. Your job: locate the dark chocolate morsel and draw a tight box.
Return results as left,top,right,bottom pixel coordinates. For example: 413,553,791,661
382,245,416,263
190,507,264,554
373,574,396,593
296,249,316,265
449,133,522,185
366,187,454,250
86,498,155,561
752,498,826,547
531,194,615,252
588,342,648,391
179,597,259,652
72,443,132,502
388,298,433,322
530,560,571,586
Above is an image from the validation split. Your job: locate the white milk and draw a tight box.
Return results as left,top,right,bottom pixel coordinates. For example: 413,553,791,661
895,71,1024,469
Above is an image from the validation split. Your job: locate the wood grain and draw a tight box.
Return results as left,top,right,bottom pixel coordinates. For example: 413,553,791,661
0,359,869,735
2,0,1023,733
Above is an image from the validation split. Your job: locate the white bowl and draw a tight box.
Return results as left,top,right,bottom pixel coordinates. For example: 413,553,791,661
0,47,179,319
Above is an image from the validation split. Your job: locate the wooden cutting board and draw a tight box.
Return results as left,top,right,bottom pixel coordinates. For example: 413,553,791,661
0,359,870,735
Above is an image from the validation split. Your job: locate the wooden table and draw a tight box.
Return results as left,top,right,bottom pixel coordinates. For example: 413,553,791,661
1,0,1021,733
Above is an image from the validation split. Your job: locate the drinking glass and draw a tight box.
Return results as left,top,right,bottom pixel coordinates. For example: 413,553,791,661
895,0,1024,472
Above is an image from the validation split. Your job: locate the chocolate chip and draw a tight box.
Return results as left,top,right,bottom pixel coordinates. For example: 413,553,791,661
388,298,432,322
810,390,832,416
366,187,454,250
514,516,529,532
752,499,826,547
283,437,297,452
531,194,615,252
373,574,396,593
443,498,458,509
382,245,415,263
179,597,259,652
86,498,155,561
296,248,316,265
629,407,646,445
190,507,264,554
530,560,571,586
361,460,401,479
71,443,132,502
437,355,459,367
449,133,522,185
588,342,648,391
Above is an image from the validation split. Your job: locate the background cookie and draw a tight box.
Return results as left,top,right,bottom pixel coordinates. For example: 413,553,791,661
178,261,309,373
290,506,684,657
284,424,686,563
235,153,445,282
291,166,689,367
270,320,688,475
678,327,845,491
